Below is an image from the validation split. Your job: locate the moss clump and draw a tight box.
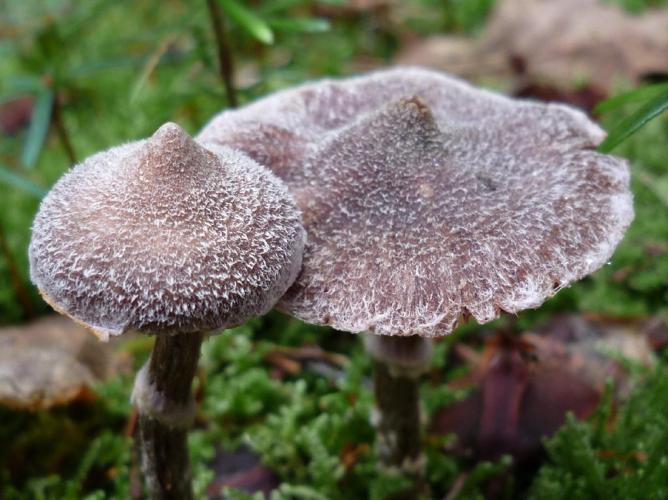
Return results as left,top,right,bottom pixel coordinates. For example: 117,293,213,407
530,365,668,500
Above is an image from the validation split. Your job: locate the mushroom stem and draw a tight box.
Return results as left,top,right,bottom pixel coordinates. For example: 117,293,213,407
365,334,432,493
132,332,204,500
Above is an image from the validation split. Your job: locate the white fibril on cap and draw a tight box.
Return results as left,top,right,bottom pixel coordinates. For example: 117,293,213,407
29,122,306,341
198,67,634,337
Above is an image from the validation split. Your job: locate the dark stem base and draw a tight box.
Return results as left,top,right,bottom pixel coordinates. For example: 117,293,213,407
137,416,192,500
373,360,423,466
367,335,433,499
133,332,203,500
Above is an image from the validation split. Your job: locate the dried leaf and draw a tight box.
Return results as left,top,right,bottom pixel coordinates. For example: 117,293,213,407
528,314,656,396
207,445,279,498
432,315,656,465
0,316,128,410
265,344,348,380
269,344,348,366
397,0,668,94
397,36,504,83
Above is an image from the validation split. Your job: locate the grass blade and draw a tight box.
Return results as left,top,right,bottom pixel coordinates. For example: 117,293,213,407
21,89,54,168
4,75,45,95
218,0,274,44
0,164,47,199
267,17,331,33
130,36,176,102
598,88,668,153
595,82,668,114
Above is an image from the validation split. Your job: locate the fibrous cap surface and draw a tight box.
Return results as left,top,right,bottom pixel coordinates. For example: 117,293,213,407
198,67,634,337
30,123,305,340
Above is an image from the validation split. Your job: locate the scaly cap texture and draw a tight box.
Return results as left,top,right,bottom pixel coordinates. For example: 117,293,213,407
30,123,305,340
198,67,634,337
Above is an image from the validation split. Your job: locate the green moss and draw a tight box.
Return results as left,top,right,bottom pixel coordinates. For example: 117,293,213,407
2,0,668,498
530,366,668,499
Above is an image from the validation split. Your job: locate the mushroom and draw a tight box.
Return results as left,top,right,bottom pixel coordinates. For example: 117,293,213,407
198,67,633,483
29,123,305,499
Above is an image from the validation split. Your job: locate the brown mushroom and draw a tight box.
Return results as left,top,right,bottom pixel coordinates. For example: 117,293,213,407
198,67,633,484
29,123,305,499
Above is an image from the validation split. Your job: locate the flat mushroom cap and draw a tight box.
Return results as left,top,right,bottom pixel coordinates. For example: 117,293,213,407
198,67,634,337
30,123,305,340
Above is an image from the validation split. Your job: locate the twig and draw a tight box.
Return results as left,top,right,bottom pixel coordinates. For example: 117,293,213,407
206,0,238,108
51,92,77,165
269,344,348,366
444,472,469,500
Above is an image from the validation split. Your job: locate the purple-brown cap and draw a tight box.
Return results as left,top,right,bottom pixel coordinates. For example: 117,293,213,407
30,123,305,341
198,67,634,337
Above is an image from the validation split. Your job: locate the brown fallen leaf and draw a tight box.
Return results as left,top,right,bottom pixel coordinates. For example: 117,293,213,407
515,82,608,114
397,0,668,95
0,315,131,410
433,334,600,463
264,344,348,380
0,347,97,409
432,315,655,467
530,314,656,397
207,445,279,499
397,35,506,85
269,344,348,366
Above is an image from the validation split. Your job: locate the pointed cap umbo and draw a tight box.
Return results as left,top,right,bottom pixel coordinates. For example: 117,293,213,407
30,122,305,341
198,67,633,337
198,66,607,180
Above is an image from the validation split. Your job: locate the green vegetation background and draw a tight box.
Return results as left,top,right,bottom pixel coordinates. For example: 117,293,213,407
1,0,667,498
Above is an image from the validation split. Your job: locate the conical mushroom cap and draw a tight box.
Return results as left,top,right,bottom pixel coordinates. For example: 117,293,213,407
30,123,305,340
198,68,633,337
